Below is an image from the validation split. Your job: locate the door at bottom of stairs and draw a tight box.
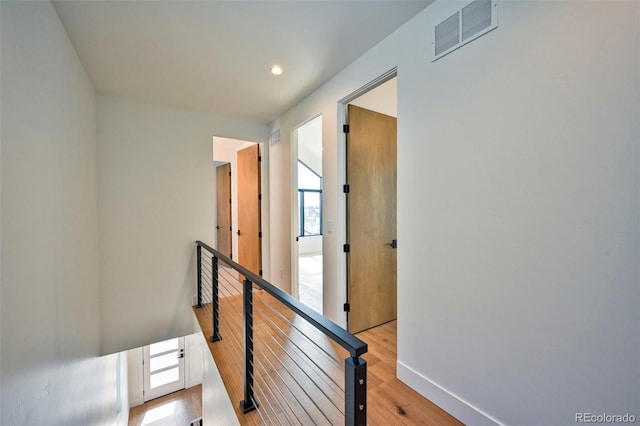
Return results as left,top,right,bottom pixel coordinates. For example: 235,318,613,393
143,336,186,402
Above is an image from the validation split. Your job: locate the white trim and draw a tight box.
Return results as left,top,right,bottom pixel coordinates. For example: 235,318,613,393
290,113,323,304
397,361,504,426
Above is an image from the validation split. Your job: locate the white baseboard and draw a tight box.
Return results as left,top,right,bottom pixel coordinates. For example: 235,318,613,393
187,378,202,388
129,397,144,408
397,361,503,426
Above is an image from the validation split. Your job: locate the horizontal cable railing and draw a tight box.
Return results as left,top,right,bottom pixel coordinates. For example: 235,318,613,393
195,240,367,425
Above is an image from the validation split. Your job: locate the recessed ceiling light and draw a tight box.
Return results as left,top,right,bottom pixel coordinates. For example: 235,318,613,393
270,65,283,75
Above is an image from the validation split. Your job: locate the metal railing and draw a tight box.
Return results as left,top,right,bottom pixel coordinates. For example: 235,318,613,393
195,240,367,425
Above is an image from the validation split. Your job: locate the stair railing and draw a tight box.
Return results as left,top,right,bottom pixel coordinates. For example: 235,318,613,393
195,240,367,425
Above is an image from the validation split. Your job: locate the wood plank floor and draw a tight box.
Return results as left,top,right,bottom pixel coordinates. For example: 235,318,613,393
194,286,463,426
128,385,202,426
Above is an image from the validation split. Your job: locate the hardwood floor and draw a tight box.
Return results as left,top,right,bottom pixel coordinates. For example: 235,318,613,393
128,385,202,426
193,288,463,426
358,322,462,425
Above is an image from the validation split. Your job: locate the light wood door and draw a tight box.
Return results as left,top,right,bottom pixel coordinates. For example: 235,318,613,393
237,144,261,276
216,163,232,261
347,105,397,333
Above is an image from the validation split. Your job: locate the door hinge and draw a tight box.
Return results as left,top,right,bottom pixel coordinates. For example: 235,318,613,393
259,231,263,238
343,184,350,193
343,303,350,312
229,171,232,176
258,155,262,162
258,193,262,200
343,244,350,253
229,198,232,204
343,124,350,133
259,269,263,276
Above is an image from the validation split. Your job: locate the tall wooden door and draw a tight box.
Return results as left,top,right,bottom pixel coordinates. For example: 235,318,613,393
216,163,232,261
346,105,397,333
237,144,261,276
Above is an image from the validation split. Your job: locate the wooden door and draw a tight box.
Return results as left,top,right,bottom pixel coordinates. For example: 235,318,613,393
216,163,232,261
346,105,397,333
237,144,261,277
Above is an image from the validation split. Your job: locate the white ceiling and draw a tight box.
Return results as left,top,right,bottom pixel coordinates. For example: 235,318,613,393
52,0,432,124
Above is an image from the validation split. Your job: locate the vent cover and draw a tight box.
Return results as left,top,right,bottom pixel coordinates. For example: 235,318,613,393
433,0,498,61
269,129,281,146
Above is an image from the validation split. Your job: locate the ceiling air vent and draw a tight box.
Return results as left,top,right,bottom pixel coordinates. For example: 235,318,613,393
433,0,498,62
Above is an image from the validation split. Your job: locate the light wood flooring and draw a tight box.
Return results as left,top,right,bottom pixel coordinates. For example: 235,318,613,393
128,385,202,426
194,290,463,426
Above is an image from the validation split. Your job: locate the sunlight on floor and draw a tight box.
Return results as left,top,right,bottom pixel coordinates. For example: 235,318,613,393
299,254,322,314
141,401,176,426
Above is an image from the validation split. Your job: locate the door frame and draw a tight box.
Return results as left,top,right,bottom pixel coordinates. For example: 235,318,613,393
290,113,323,302
212,137,269,280
142,336,186,402
336,67,398,328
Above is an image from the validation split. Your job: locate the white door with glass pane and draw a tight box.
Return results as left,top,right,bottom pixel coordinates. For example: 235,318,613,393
143,337,185,401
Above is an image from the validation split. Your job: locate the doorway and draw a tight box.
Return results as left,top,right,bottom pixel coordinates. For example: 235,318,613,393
213,137,263,277
343,74,398,333
293,115,323,314
216,163,232,262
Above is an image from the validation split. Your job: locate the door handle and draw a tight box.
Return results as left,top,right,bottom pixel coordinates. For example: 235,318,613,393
177,349,184,359
237,230,241,236
216,225,220,230
385,240,397,249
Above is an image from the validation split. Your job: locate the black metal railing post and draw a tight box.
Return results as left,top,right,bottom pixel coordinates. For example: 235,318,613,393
196,244,203,308
345,355,367,426
210,256,221,342
240,278,257,413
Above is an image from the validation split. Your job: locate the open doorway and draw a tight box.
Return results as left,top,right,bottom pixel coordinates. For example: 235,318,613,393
292,116,323,314
341,74,397,333
213,137,263,277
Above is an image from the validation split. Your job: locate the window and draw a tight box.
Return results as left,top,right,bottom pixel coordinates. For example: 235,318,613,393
298,161,322,236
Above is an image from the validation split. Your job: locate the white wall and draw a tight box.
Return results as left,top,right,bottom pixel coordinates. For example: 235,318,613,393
299,235,322,256
269,1,640,424
126,348,144,408
0,2,126,424
97,94,268,355
200,333,239,426
297,117,322,175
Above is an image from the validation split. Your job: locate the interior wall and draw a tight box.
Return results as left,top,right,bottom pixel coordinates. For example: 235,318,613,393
201,332,239,426
97,94,268,355
268,1,639,424
297,117,323,175
0,1,126,424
